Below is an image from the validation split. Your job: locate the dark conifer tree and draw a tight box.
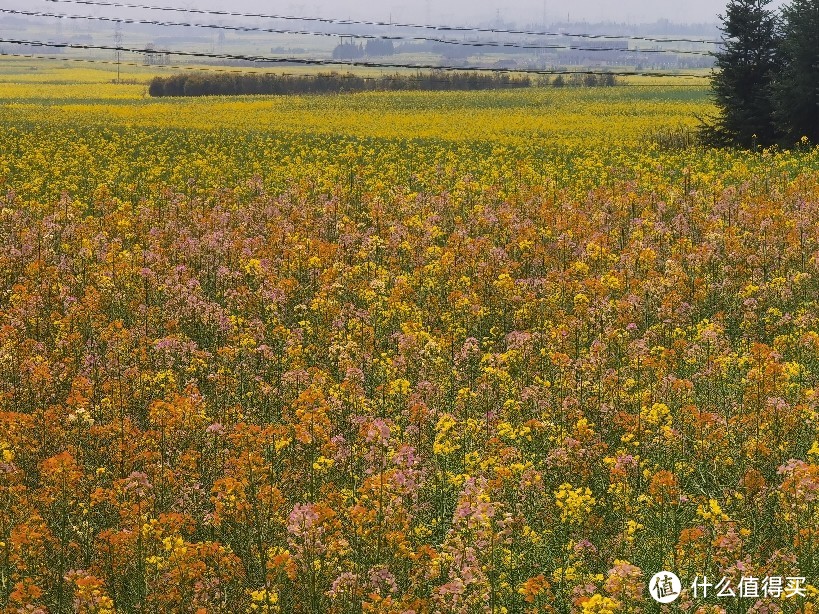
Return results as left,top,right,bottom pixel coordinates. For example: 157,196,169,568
701,0,780,147
773,0,819,144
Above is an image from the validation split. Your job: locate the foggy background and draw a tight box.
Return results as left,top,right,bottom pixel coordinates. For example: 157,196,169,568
0,0,792,26
0,0,792,76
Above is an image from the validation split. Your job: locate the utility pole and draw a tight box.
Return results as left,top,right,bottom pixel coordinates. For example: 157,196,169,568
114,23,122,84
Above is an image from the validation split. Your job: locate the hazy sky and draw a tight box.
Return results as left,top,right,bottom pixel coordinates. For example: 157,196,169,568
285,0,730,24
176,0,790,25
11,0,790,26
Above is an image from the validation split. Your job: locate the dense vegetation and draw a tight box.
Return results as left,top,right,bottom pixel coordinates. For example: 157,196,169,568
147,71,533,97
147,70,621,97
704,0,819,146
2,69,819,611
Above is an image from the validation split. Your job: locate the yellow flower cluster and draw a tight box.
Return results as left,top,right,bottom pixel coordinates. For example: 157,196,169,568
696,498,730,523
581,593,621,613
433,413,460,456
555,483,597,525
248,588,280,613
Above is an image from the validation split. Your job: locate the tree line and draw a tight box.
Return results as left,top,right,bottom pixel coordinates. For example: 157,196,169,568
703,0,819,147
147,71,534,97
547,73,618,87
331,40,395,59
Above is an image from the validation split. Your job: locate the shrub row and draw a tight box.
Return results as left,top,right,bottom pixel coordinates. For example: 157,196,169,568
148,70,533,97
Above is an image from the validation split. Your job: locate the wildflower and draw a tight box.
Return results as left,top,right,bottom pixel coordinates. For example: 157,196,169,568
574,292,590,310
518,575,550,603
433,413,460,455
555,483,596,524
247,588,279,613
696,498,729,523
581,593,621,613
604,560,644,603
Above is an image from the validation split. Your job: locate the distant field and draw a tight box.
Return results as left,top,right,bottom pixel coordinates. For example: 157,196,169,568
2,59,819,613
0,58,719,197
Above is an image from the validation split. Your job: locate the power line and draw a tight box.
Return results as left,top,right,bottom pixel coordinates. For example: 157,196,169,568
0,49,267,76
0,8,715,56
0,50,522,82
0,51,712,87
42,0,723,45
0,37,712,78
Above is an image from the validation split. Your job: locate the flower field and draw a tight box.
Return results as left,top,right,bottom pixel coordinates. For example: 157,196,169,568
2,62,819,612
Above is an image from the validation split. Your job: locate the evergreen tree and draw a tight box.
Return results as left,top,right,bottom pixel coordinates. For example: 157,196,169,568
702,0,780,147
773,0,819,144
